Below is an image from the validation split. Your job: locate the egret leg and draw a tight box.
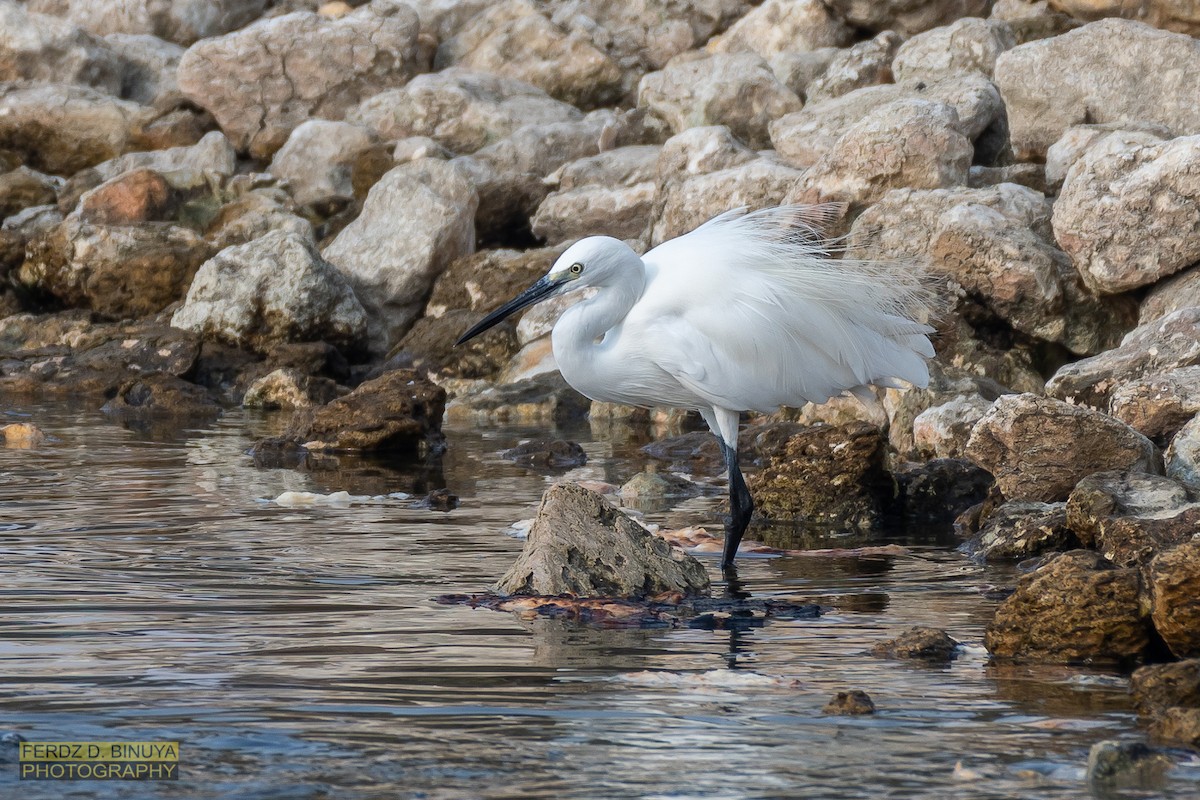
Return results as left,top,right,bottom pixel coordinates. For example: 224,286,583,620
720,442,753,571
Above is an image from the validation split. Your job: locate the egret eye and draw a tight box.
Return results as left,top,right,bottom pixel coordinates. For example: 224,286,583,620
569,263,584,276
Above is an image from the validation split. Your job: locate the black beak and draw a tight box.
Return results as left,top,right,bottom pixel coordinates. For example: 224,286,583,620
455,276,561,345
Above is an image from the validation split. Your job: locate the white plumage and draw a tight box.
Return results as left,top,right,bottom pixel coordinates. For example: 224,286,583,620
457,204,936,569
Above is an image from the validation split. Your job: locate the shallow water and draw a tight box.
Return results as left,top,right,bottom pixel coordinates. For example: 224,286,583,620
1,402,1197,799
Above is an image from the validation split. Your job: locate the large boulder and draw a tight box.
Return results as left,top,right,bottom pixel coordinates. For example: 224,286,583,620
1150,540,1200,659
706,0,852,58
177,0,425,158
1046,308,1200,410
323,159,477,354
435,0,622,109
171,230,367,355
26,0,269,45
348,68,581,154
995,19,1200,159
0,1,125,95
638,53,801,150
493,482,711,598
892,17,1017,83
1065,471,1200,567
1053,135,1200,295
965,393,1161,502
985,550,1151,663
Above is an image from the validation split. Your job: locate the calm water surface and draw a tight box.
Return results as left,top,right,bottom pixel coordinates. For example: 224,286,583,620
1,402,1197,799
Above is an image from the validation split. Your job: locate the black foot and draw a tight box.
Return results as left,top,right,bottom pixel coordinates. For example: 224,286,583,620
720,443,754,569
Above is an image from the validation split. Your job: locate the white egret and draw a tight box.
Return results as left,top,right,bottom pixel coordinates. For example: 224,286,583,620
457,205,935,571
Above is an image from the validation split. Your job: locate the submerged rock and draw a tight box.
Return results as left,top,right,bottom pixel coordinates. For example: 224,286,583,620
823,690,876,715
871,626,959,663
501,439,587,470
100,373,221,420
1085,740,1172,789
1,422,46,449
985,550,1151,664
618,471,698,501
493,482,710,599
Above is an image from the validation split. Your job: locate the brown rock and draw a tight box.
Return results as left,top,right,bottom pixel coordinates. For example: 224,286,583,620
1109,367,1200,442
749,422,894,530
1149,707,1200,747
968,500,1076,562
493,482,711,598
805,31,902,103
823,690,876,715
1149,540,1200,658
284,368,445,457
896,457,994,528
871,626,959,662
1,422,46,448
444,372,590,427
1131,659,1200,716
425,246,559,318
500,439,587,469
101,373,221,420
1066,471,1200,566
0,167,59,219
242,368,341,410
826,0,992,35
1141,266,1200,326
985,550,1151,663
78,168,174,225
394,309,518,382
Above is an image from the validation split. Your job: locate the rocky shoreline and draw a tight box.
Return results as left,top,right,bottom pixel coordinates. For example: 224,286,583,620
3,0,1200,754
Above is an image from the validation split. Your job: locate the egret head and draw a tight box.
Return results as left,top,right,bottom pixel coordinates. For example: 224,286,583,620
455,236,640,345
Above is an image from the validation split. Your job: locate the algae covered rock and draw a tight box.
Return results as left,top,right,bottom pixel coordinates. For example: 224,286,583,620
494,482,710,599
1149,540,1200,659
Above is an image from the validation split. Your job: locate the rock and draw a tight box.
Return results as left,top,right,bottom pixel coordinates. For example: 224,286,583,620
1046,0,1200,38
323,159,476,353
749,422,895,530
1167,415,1200,491
102,32,185,107
1150,540,1200,658
883,361,1013,457
0,167,60,220
348,68,580,154
823,690,876,715
171,230,367,355
638,53,801,150
995,19,1200,160
1054,135,1200,295
1149,708,1200,748
425,246,559,318
531,145,659,244
203,186,311,252
78,168,174,225
651,156,806,245
1142,267,1200,326
792,99,972,207
281,368,445,456
990,0,1081,43
1131,659,1200,717
826,0,992,35
892,17,1017,83
770,74,1004,168
242,368,340,410
985,550,1151,663
177,0,425,158
895,457,994,527
501,439,587,469
1064,471,1200,568
768,48,840,99
1085,740,1172,788
1109,368,1200,442
707,0,851,58
0,1,125,95
913,394,994,459
394,309,518,382
1,422,46,448
618,471,698,501
100,373,221,420
0,84,150,175
1046,308,1200,410
444,372,590,427
966,500,1076,561
91,130,237,185
871,626,959,663
27,0,270,46
18,217,211,318
642,430,724,473
267,121,377,208
435,0,622,109
805,31,902,103
966,393,1161,502
968,163,1047,193
1043,124,1167,194
493,482,711,598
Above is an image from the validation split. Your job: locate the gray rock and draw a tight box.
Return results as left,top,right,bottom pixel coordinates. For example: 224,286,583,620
892,17,1017,83
1141,267,1200,325
1053,134,1200,295
27,0,269,46
172,230,367,355
493,482,710,598
826,0,992,35
435,0,622,109
968,500,1075,562
884,361,1013,456
770,73,1004,167
769,47,840,98
348,68,581,154
913,394,995,459
0,1,125,95
500,439,586,469
638,53,801,149
965,393,1162,502
1086,741,1172,789
804,31,902,103
204,187,313,251
1109,367,1200,441
618,471,698,500
1046,308,1200,410
995,19,1200,160
177,0,425,158
102,33,185,107
1044,124,1167,194
268,120,377,207
1167,415,1200,492
92,130,237,184
1065,470,1200,567
323,159,477,354
707,0,852,58
532,145,660,244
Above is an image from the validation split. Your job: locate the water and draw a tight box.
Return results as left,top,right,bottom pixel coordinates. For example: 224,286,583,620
1,402,1196,799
